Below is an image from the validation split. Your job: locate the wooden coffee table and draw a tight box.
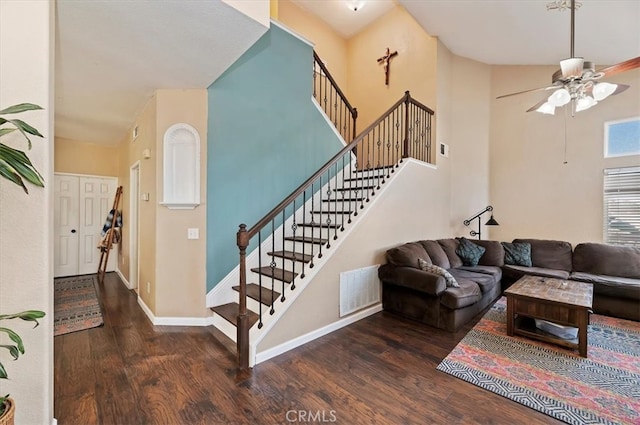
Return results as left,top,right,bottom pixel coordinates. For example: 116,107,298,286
504,275,593,357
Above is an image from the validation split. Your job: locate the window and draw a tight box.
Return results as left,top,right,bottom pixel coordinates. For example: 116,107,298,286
603,167,640,246
604,117,640,158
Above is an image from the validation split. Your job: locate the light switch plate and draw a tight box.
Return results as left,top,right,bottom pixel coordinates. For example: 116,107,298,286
187,228,199,239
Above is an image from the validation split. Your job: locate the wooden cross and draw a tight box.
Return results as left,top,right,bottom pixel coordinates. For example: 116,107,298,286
377,47,398,86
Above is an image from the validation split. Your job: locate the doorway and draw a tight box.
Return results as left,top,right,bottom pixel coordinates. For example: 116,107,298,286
54,174,118,277
129,162,140,291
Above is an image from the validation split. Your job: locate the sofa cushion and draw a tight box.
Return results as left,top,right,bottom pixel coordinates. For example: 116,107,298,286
440,279,482,310
513,239,573,272
455,237,486,267
419,240,451,269
473,240,505,267
419,259,459,288
386,242,431,269
502,242,532,267
449,269,498,294
570,272,640,300
457,265,503,281
573,243,640,279
438,239,464,268
503,264,570,280
378,264,446,296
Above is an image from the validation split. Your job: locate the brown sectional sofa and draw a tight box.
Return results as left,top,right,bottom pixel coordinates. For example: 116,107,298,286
378,239,503,331
379,238,640,331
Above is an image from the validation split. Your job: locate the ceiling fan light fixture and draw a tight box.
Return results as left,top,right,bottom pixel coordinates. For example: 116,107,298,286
560,57,584,79
548,88,571,107
593,82,618,101
536,102,556,115
575,95,597,112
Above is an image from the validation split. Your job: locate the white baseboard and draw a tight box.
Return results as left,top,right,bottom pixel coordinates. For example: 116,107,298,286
136,295,212,326
115,267,132,289
52,418,57,425
254,303,382,365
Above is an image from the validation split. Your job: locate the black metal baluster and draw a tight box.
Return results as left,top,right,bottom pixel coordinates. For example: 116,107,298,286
270,220,276,314
301,191,306,278
333,162,338,240
340,154,346,231
257,231,263,328
318,175,324,258
281,209,286,302
325,170,332,249
291,200,296,290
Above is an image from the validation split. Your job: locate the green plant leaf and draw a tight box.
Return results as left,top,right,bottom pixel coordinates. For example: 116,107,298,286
0,144,45,190
0,103,43,115
0,363,7,379
0,328,24,355
0,345,20,360
0,128,16,137
0,161,28,193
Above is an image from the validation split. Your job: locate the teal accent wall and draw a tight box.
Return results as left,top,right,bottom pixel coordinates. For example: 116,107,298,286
206,25,343,291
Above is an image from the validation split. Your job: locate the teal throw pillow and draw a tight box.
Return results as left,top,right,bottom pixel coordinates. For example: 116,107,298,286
455,237,486,267
502,242,532,267
418,258,459,288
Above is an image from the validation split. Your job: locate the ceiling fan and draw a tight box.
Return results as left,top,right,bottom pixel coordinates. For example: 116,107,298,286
497,0,640,115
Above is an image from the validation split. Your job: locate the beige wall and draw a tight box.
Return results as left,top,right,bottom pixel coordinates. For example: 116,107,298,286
490,66,640,245
117,89,209,318
0,1,54,424
54,137,119,176
278,0,348,91
258,160,452,352
347,6,438,133
449,55,492,237
154,89,209,317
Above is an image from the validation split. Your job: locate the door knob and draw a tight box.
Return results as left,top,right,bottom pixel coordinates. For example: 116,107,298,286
71,229,77,233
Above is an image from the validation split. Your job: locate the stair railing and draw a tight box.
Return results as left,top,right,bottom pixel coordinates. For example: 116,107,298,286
313,51,358,142
235,91,433,369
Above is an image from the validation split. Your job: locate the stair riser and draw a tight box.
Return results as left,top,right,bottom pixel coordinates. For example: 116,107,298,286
292,226,343,240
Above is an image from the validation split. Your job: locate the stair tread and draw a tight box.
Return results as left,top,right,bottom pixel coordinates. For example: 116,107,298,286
343,176,386,182
268,250,313,263
336,185,376,191
311,210,353,214
323,198,364,202
210,302,259,327
298,222,341,229
284,235,328,245
232,283,280,306
251,266,298,283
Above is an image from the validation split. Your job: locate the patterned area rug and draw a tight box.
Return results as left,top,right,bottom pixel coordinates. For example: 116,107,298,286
54,275,104,336
437,298,640,425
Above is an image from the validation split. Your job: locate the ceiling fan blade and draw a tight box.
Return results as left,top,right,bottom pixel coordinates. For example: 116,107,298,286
526,98,549,113
598,57,640,77
496,85,557,99
611,83,630,96
560,57,584,79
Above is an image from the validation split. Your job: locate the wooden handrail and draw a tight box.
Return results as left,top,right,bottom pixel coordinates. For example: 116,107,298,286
243,92,409,242
313,51,357,117
235,90,434,370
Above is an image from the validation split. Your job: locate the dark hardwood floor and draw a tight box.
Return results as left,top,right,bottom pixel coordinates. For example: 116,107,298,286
54,272,561,424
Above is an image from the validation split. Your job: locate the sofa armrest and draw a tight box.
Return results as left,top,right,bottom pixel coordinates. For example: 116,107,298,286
378,264,446,296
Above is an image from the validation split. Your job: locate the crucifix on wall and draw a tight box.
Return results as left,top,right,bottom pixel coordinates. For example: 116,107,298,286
377,47,398,86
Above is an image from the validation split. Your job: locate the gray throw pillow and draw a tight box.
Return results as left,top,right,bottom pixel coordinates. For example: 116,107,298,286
455,237,486,267
502,242,533,267
418,258,459,288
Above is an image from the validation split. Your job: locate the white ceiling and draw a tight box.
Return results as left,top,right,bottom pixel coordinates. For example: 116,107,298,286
55,0,267,146
55,0,640,146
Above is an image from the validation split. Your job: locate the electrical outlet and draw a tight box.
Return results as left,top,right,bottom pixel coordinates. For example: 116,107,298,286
187,228,199,239
146,282,151,293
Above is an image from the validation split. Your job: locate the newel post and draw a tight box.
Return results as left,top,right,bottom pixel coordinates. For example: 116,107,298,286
403,91,410,158
237,224,250,370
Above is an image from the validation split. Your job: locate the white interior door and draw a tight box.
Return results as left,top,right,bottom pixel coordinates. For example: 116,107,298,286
54,175,80,277
54,174,118,277
78,177,117,275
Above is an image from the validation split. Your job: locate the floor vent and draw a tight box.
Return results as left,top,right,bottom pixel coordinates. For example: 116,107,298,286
339,265,381,317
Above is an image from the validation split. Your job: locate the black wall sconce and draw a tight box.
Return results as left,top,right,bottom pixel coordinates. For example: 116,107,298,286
463,205,499,240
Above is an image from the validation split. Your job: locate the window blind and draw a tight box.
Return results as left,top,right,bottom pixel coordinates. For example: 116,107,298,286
603,167,640,246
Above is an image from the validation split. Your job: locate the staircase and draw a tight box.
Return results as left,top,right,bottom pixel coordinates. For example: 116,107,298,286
210,52,434,369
